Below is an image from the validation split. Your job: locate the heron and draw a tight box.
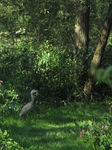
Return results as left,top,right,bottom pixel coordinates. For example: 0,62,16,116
19,89,38,117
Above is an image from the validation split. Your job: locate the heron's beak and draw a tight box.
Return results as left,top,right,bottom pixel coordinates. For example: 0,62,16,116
34,91,38,96
34,93,37,96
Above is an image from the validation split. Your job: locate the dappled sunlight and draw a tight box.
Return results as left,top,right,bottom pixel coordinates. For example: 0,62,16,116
1,102,111,149
0,1,112,149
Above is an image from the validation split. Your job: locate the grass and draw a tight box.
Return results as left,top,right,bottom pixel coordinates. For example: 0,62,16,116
0,102,110,150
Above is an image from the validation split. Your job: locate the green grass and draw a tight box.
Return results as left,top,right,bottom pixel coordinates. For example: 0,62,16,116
0,102,110,150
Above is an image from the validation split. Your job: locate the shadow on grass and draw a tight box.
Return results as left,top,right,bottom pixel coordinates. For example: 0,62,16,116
41,102,108,125
1,102,109,150
2,121,78,149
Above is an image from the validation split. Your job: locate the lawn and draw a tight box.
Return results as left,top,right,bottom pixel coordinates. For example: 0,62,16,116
0,102,110,150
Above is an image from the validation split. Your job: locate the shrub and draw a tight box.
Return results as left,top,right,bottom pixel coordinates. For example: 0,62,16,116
0,129,24,150
77,119,112,149
0,31,82,105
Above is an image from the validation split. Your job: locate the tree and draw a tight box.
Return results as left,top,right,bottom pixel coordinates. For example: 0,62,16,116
73,0,90,90
74,0,90,57
84,3,112,95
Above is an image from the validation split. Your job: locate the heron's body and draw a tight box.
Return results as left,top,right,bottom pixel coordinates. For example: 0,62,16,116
19,101,33,117
19,89,38,117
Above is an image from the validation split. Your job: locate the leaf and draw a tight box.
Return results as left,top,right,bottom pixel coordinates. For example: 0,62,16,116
99,145,105,150
4,130,7,136
103,66,112,81
86,130,91,136
87,120,93,126
96,68,104,81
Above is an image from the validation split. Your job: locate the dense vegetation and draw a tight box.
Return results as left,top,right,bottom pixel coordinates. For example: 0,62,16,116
0,0,112,149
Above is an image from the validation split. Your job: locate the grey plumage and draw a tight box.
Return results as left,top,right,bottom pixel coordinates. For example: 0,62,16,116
19,89,38,117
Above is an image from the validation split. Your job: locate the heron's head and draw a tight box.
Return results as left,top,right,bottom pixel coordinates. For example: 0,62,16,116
30,89,39,97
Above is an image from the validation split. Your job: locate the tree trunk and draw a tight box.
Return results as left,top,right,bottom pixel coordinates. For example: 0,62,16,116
73,0,90,90
73,0,90,58
84,3,112,95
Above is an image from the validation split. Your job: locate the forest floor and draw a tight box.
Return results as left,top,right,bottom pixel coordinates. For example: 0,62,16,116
1,102,111,150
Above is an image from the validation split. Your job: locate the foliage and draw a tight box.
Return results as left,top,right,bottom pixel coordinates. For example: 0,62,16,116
0,0,108,48
0,31,82,106
73,103,112,150
96,66,112,88
0,88,18,114
0,81,19,118
101,44,112,68
0,0,75,46
89,0,109,48
0,129,23,150
0,0,112,149
0,0,111,103
78,120,112,149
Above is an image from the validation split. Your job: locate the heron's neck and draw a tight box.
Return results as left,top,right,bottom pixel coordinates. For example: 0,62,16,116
31,94,35,104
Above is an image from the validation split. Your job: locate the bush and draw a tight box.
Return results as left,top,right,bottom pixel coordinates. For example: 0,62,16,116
0,129,24,150
0,31,82,105
0,80,19,115
77,119,112,149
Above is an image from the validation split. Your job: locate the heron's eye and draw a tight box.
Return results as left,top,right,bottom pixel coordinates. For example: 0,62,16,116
33,92,37,96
